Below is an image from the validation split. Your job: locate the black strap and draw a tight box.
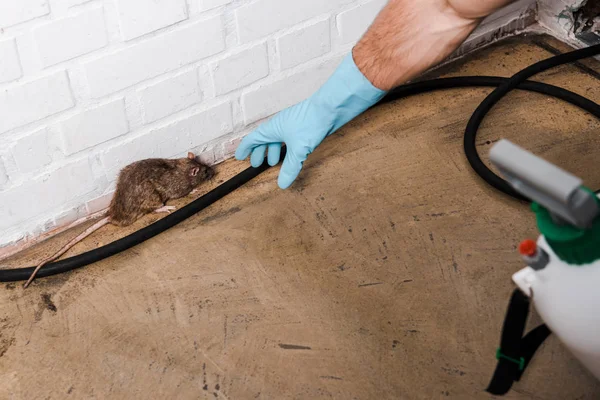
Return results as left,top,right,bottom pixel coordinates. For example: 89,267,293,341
486,289,552,395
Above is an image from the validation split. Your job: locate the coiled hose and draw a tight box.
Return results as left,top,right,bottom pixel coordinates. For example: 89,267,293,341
2,42,600,283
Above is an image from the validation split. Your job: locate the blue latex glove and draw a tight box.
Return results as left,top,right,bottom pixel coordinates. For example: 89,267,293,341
235,53,387,189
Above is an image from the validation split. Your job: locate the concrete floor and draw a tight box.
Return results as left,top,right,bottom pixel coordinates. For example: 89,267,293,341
2,34,600,399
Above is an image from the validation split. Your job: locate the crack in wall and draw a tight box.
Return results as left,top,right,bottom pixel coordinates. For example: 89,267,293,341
569,0,600,44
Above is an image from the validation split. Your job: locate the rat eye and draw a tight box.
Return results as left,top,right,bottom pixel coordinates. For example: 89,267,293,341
190,167,200,176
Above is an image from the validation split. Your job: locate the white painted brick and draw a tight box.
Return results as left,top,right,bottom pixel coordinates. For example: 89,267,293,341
138,70,202,123
59,99,129,156
337,0,387,44
235,0,353,43
277,19,331,70
0,71,74,134
86,192,113,214
0,39,22,84
116,0,188,41
198,64,215,100
242,56,342,124
53,204,87,230
482,0,536,24
0,158,8,187
34,7,108,67
0,158,96,231
101,102,233,179
11,129,52,174
200,0,233,11
223,135,243,157
84,17,224,98
212,43,269,96
53,0,91,9
0,0,49,29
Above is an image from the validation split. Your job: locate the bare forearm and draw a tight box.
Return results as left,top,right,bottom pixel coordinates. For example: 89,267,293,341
353,0,516,90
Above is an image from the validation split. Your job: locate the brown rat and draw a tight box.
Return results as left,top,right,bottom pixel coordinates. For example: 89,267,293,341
23,152,214,288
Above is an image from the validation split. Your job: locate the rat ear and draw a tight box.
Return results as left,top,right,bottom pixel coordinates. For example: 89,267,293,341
187,152,195,160
190,167,200,177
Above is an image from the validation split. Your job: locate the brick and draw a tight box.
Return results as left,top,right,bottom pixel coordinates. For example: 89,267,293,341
53,205,87,229
84,17,224,98
116,0,188,41
59,98,129,156
223,136,243,157
0,71,74,134
277,19,330,70
0,0,49,29
241,56,342,124
200,0,233,11
482,0,536,24
235,0,352,43
86,192,114,214
65,0,92,6
11,129,52,174
0,158,96,231
0,158,7,187
101,102,232,179
34,7,108,67
337,0,387,44
211,43,269,96
0,39,22,84
137,70,202,123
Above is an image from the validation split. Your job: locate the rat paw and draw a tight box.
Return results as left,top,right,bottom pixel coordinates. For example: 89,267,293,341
155,206,176,214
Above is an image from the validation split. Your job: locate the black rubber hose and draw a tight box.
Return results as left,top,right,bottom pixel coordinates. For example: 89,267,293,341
2,45,600,283
463,43,600,201
0,147,287,282
380,75,600,202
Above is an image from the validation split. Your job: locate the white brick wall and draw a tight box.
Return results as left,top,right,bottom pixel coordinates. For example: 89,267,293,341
34,7,108,67
0,71,74,134
0,39,22,84
235,0,354,43
0,159,8,187
115,0,188,41
277,19,331,70
59,98,130,155
137,69,202,123
0,158,96,232
10,128,53,174
211,43,270,95
200,0,233,12
337,0,387,44
0,0,49,29
0,0,536,250
83,17,225,98
242,56,343,124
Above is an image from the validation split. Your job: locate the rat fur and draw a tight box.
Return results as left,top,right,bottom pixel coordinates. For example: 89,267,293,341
23,152,214,288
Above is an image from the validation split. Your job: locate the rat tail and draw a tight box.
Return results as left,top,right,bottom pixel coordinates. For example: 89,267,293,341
23,217,111,288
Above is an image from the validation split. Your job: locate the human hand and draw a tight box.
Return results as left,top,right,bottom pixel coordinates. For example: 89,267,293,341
235,53,387,189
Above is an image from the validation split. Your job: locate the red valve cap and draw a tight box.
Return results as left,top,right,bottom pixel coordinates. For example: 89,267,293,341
519,239,537,257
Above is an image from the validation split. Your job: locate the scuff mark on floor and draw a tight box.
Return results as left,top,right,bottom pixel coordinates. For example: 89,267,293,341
278,344,312,350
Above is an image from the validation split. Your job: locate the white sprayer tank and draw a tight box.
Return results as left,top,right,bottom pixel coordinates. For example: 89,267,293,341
512,235,600,379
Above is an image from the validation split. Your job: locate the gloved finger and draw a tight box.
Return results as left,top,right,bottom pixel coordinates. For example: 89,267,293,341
235,134,256,160
250,145,267,168
235,119,280,161
267,143,282,166
278,149,307,189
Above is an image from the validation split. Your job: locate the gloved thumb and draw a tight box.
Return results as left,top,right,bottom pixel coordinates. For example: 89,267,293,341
278,149,307,189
